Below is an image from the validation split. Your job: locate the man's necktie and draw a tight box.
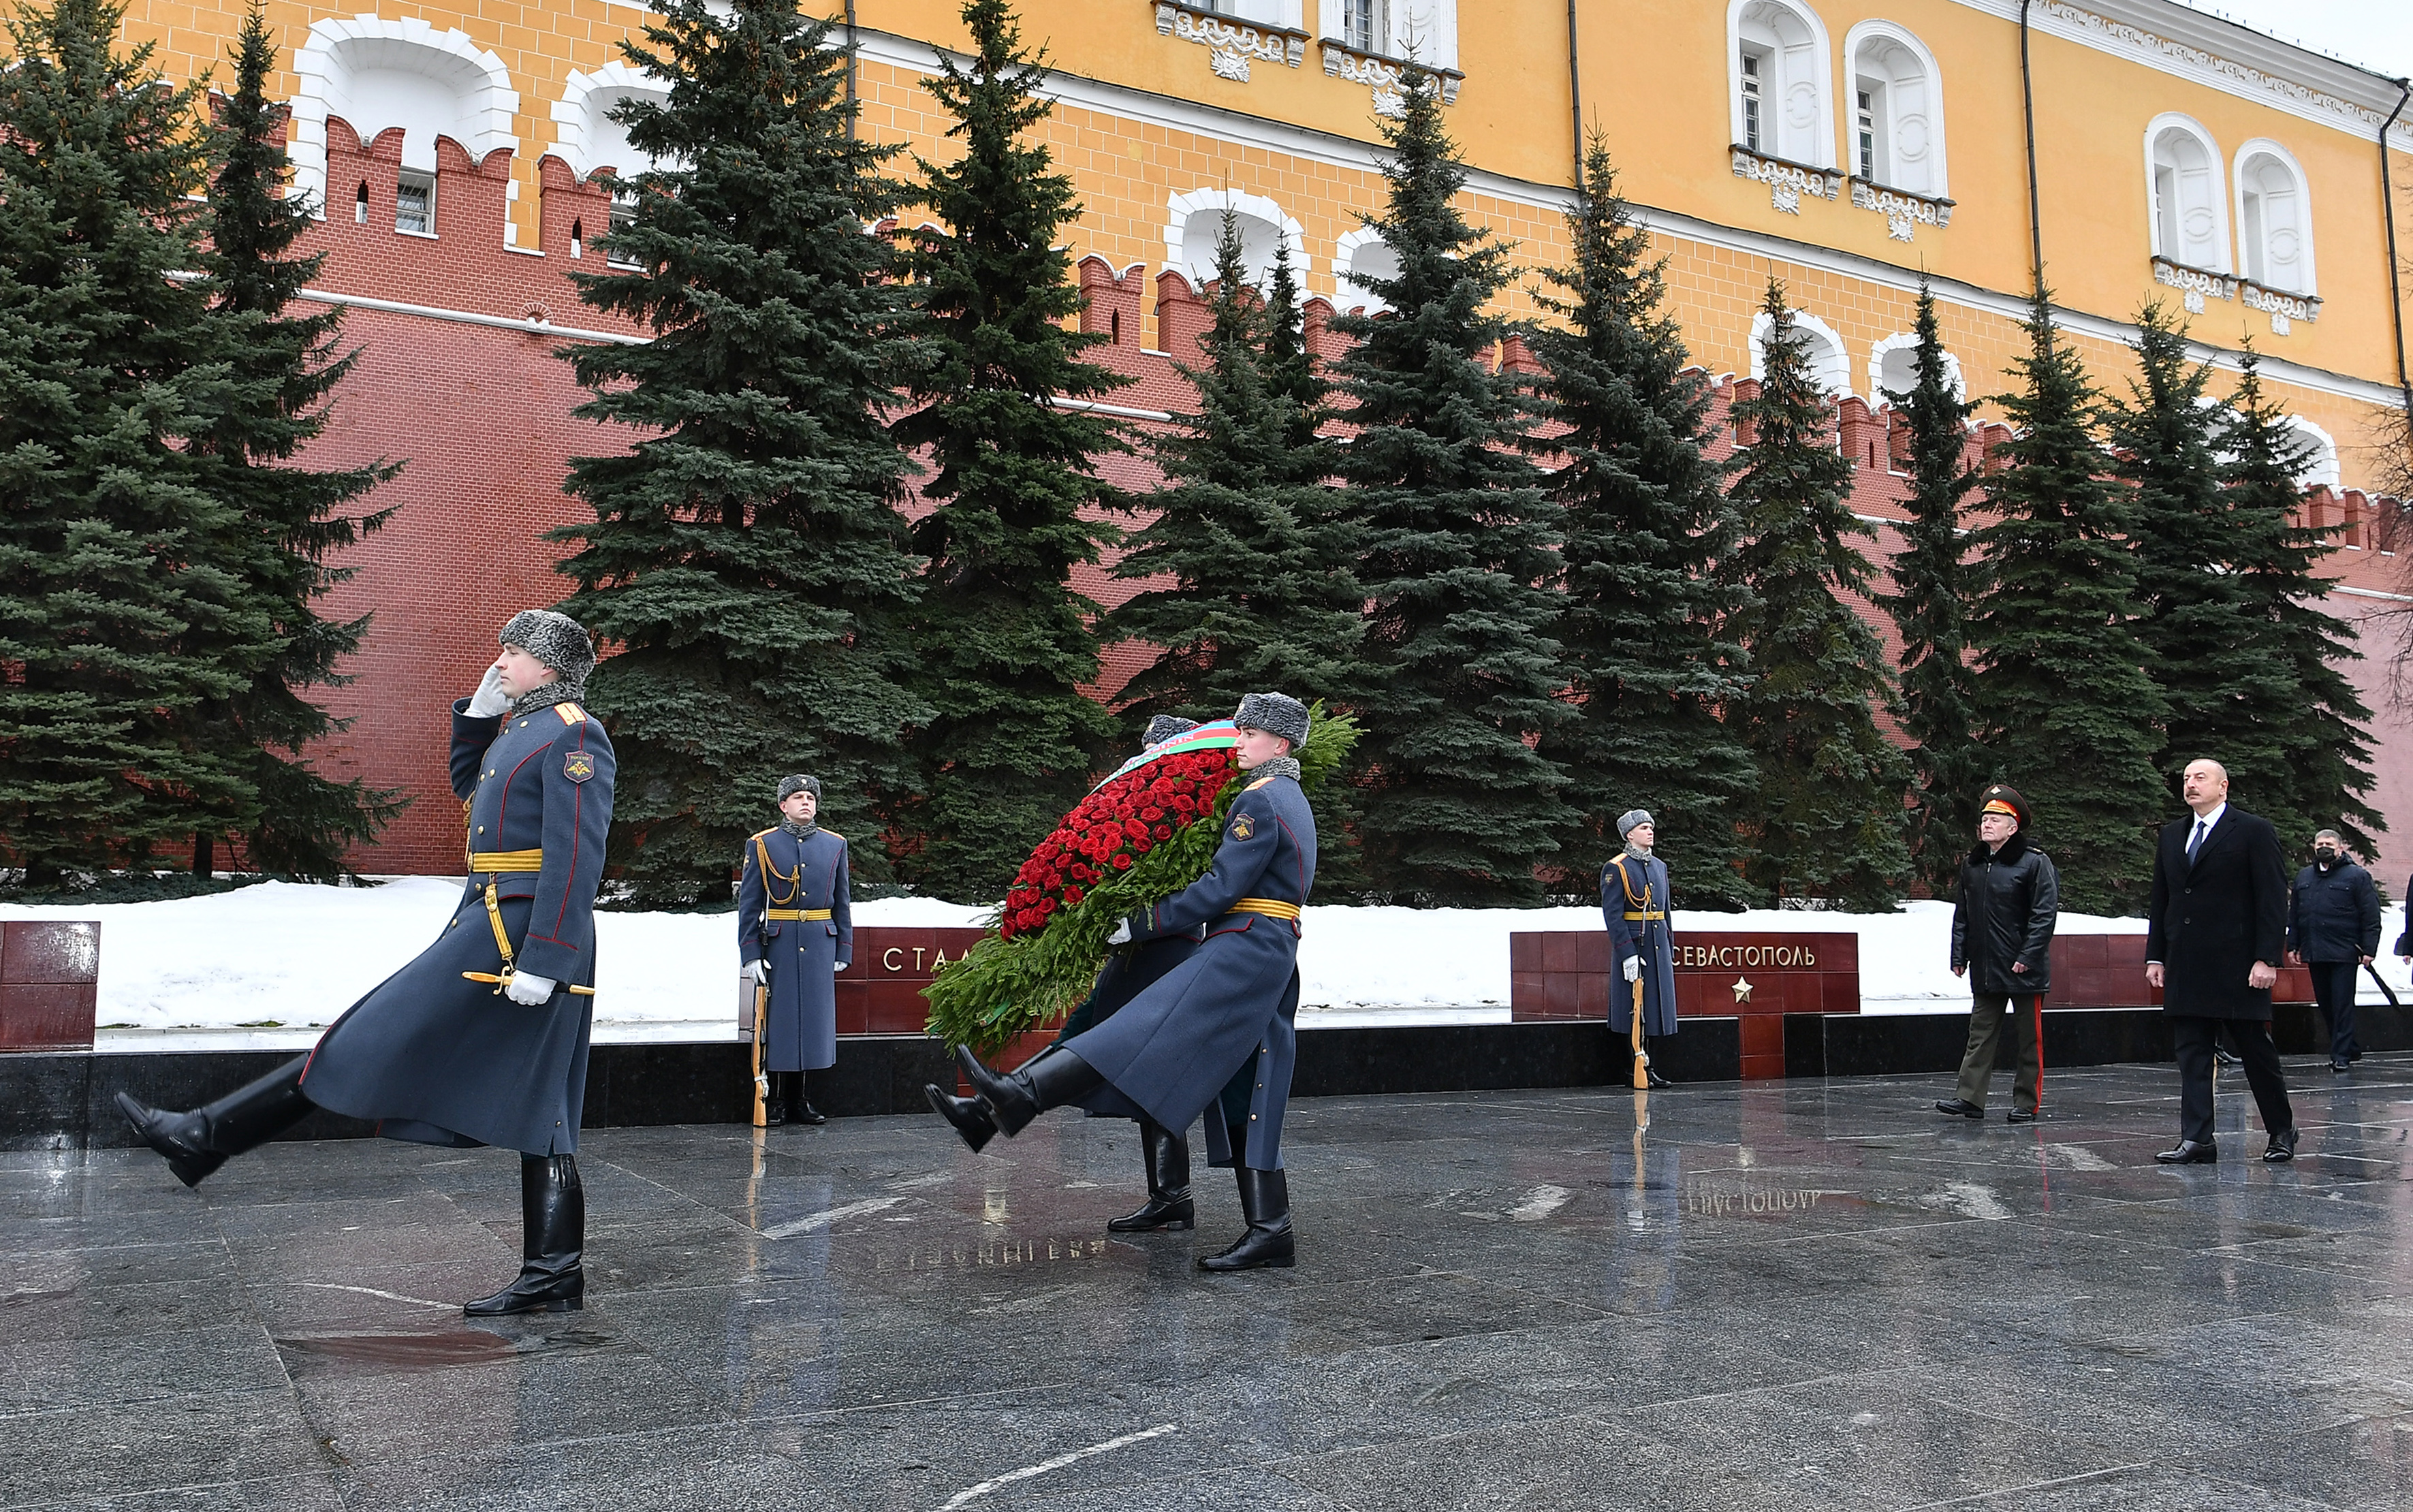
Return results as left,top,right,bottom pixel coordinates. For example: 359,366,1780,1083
2186,819,2207,862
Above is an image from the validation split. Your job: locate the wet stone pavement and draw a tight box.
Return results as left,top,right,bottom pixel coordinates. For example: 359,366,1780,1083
5,1056,2412,1511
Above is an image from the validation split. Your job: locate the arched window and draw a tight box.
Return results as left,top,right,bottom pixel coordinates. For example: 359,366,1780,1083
1750,307,1850,398
1334,225,1400,313
1164,188,1308,292
1867,332,1964,405
1844,22,1944,197
2145,114,2228,272
1729,0,1833,169
552,62,674,182
2233,140,2314,294
2283,415,2340,490
1321,0,1455,67
290,17,519,218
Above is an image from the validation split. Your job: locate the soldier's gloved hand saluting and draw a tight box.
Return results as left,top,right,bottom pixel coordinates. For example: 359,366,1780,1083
467,664,511,719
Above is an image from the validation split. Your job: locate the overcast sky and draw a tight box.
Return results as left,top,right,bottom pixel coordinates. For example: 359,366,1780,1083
2168,1,2413,86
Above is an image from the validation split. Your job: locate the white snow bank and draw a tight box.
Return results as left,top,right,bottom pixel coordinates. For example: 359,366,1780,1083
6,882,2403,1049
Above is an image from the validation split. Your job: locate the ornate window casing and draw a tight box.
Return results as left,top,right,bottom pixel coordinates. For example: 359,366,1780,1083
1333,225,1400,313
2232,138,2314,297
1317,0,1460,116
550,61,674,181
1867,332,1964,405
1154,2,1308,85
1843,21,1945,197
1731,146,1842,216
291,16,519,234
1749,307,1851,398
1729,0,1833,172
2144,114,2229,274
1164,188,1309,289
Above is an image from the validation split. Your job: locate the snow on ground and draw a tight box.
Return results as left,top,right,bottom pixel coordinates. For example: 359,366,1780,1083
7,881,2405,1051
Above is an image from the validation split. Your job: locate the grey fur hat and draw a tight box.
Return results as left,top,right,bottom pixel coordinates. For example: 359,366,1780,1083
776,774,823,804
1233,692,1310,749
1616,808,1656,840
1143,714,1200,746
499,610,595,693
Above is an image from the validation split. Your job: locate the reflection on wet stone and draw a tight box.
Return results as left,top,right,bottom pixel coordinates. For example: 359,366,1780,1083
10,1055,2412,1510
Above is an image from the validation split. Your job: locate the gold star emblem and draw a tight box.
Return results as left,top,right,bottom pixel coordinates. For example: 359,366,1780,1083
1731,977,1754,1004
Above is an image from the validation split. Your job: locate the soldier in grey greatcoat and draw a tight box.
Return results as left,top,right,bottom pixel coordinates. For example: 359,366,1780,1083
738,774,853,1126
115,610,615,1317
1605,810,1677,1087
930,693,1318,1272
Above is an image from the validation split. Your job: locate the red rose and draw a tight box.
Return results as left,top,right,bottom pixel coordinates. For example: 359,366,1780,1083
1063,887,1084,905
1140,806,1163,821
1124,819,1148,840
1153,824,1172,840
1112,854,1133,870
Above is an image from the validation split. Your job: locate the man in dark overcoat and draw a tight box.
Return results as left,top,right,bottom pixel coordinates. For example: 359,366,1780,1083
930,692,1318,1272
116,610,616,1313
2147,759,2299,1163
2286,828,2380,1073
1604,809,1676,1088
1937,785,2058,1123
739,774,853,1126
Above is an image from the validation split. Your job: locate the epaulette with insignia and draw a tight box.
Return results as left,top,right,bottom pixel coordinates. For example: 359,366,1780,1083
554,702,587,725
1247,776,1275,791
750,828,779,842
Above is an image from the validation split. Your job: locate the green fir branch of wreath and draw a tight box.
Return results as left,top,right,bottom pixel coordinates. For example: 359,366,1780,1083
924,705,1356,1056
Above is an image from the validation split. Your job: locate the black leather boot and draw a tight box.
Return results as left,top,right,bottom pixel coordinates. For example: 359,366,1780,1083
762,1070,788,1127
1643,1040,1673,1089
1107,1119,1195,1232
955,1045,1103,1137
1198,1165,1293,1272
925,1083,998,1152
465,1154,585,1315
114,1055,315,1188
791,1071,826,1127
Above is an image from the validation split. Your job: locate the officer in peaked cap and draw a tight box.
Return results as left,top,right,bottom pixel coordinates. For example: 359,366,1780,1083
932,692,1318,1272
739,773,853,1126
116,609,616,1317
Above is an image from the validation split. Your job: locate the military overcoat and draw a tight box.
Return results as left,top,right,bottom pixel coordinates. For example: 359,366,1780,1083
1604,852,1678,1038
1061,768,1316,1169
737,827,853,1073
1050,931,1201,1120
301,696,615,1155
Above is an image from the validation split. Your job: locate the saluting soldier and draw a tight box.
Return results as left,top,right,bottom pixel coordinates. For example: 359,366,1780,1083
739,775,853,1127
1606,809,1677,1088
930,692,1317,1272
115,610,616,1317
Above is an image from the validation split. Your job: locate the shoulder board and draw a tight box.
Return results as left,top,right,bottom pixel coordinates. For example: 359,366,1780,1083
750,828,778,842
823,830,845,841
554,702,586,726
1246,776,1276,791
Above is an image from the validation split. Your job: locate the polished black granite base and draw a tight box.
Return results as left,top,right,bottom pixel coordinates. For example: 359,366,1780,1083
7,1055,2408,1510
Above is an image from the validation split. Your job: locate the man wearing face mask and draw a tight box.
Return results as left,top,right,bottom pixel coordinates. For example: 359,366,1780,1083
1937,785,2058,1123
114,610,616,1315
739,775,853,1125
2286,829,2378,1075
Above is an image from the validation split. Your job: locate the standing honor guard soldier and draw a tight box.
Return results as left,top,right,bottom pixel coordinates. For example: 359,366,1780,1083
1605,810,1676,1088
928,693,1318,1272
738,775,853,1127
114,610,616,1316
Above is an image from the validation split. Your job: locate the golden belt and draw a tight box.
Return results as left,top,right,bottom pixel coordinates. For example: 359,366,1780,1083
458,855,596,998
469,849,545,873
1624,910,1666,921
766,908,833,922
1227,898,1302,922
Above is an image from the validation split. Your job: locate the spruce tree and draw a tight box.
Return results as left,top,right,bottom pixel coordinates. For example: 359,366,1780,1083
1527,139,1755,910
889,0,1126,902
1722,283,1910,908
1966,290,2165,913
1329,67,1573,906
551,0,924,907
2214,350,2381,857
189,6,403,880
2109,301,2240,786
1873,280,1985,893
1107,215,1363,730
0,0,250,885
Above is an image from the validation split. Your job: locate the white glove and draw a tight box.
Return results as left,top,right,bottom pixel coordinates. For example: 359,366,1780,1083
1106,917,1133,946
832,960,847,973
506,971,557,1005
466,665,510,718
741,959,766,986
1622,954,1642,983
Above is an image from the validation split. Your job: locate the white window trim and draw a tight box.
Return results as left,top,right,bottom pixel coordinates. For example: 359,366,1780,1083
1866,331,1965,405
1840,18,1946,199
1749,307,1851,398
289,16,519,219
2282,413,2340,489
1332,224,1395,313
1163,187,1310,290
1319,0,1455,72
2142,112,2230,273
551,61,672,182
2230,136,2316,297
1726,0,1836,172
